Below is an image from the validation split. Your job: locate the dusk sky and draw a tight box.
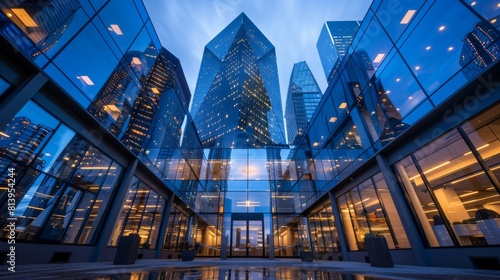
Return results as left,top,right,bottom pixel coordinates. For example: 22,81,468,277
143,0,372,110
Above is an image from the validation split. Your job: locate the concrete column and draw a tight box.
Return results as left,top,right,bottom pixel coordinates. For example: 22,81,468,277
90,159,138,262
155,194,174,258
329,191,349,262
376,154,430,266
0,72,47,129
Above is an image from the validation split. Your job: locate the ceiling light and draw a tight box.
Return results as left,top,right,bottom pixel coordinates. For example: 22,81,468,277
426,46,431,51
313,142,319,147
77,75,94,86
329,117,338,123
131,57,142,65
400,10,416,24
11,8,37,27
415,66,420,70
339,102,347,109
471,1,476,6
109,24,123,35
373,53,385,63
448,46,454,51
438,26,445,31
463,143,489,156
80,166,117,170
409,161,450,180
396,78,400,82
492,19,497,24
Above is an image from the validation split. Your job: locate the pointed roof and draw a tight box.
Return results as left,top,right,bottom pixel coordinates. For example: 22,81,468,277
206,13,274,61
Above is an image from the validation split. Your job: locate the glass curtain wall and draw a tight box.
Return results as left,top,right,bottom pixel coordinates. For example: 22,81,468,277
0,101,123,244
308,204,340,258
395,104,500,247
337,172,410,251
108,177,166,249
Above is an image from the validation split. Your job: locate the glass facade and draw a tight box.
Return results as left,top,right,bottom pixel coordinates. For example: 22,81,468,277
190,13,286,148
395,104,500,247
0,0,499,267
316,21,361,84
284,61,322,144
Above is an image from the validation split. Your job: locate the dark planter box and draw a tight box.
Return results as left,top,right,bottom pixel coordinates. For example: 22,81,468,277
365,236,394,267
300,251,314,262
114,234,141,265
181,249,196,261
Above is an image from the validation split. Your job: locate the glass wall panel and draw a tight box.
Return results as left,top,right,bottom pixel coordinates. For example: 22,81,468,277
308,204,340,257
337,174,410,250
395,124,500,247
399,1,482,97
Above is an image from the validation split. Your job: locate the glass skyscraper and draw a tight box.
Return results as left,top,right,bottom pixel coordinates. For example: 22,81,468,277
284,61,322,144
317,21,361,84
191,13,286,148
0,0,500,271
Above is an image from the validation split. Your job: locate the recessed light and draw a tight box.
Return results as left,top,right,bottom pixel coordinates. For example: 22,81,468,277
492,19,498,24
373,53,385,63
109,24,123,35
339,102,347,109
448,46,454,51
415,66,420,70
471,1,476,6
426,46,431,51
77,75,94,86
498,3,500,8
396,78,400,82
439,26,445,31
386,90,391,94
400,10,416,24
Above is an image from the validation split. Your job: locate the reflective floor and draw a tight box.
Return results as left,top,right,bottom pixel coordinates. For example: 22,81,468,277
3,260,500,280
91,266,382,280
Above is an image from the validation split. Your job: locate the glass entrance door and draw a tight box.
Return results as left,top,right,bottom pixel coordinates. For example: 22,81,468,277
230,218,264,257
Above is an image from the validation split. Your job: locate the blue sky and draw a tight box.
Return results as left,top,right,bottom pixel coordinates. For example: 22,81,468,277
143,0,372,109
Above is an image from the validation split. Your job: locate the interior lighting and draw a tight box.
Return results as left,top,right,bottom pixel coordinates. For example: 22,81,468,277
109,24,123,35
77,75,94,86
463,143,489,156
400,10,416,24
409,161,450,180
373,53,385,63
11,8,37,27
439,26,445,31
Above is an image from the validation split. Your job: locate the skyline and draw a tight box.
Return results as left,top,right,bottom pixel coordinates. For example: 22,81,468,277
143,0,372,111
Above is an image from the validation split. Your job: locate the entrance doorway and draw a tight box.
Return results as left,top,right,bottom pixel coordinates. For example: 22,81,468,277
230,213,264,257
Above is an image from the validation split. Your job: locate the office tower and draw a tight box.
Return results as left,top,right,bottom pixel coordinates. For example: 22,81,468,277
317,21,361,83
284,61,322,144
191,13,285,148
460,15,500,80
